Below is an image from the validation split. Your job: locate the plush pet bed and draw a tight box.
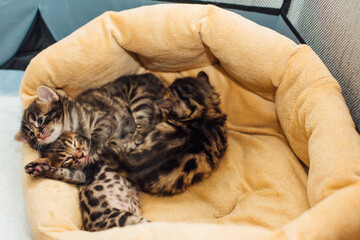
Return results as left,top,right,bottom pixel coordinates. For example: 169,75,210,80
19,4,360,240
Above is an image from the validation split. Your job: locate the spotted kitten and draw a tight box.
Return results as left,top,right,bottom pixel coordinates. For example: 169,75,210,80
24,132,147,231
16,73,166,161
105,72,227,195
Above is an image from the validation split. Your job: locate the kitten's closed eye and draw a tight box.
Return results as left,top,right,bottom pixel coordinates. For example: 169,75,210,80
61,157,73,168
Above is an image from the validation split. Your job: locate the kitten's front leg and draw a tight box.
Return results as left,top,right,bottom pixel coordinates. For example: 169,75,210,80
25,160,86,185
125,108,154,153
89,116,115,162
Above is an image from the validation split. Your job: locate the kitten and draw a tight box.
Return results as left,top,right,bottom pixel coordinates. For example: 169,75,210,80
15,73,166,161
24,132,148,231
103,71,227,195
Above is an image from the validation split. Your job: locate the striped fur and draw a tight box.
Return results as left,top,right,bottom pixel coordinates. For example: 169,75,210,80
16,73,166,161
24,132,148,231
105,72,228,195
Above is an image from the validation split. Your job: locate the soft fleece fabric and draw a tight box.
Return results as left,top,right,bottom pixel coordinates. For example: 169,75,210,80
19,4,360,240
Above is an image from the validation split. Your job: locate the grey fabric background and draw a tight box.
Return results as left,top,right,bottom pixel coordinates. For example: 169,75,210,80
288,1,360,132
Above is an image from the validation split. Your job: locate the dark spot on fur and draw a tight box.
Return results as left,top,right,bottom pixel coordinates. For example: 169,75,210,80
80,201,90,215
204,150,215,169
94,185,103,191
99,221,107,228
90,212,103,221
108,223,116,228
98,173,106,180
175,176,184,190
83,218,88,226
191,173,204,184
104,179,111,183
118,212,133,226
84,190,93,198
89,197,99,207
183,158,198,173
109,211,121,218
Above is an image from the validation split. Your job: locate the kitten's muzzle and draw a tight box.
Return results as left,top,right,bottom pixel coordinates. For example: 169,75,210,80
74,150,86,159
74,150,88,166
36,132,52,141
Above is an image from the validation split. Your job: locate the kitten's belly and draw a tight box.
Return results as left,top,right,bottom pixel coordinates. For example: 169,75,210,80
90,169,141,215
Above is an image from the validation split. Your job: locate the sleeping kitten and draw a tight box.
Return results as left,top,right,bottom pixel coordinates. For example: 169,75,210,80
15,73,166,161
104,72,227,195
24,132,147,231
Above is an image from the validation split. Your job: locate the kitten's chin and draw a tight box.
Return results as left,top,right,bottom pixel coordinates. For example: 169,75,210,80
79,156,89,167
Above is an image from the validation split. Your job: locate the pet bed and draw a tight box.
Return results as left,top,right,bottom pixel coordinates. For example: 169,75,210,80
19,4,360,240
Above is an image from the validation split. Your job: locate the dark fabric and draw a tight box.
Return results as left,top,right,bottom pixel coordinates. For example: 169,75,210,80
286,1,360,133
280,14,305,44
280,0,291,15
151,0,281,15
0,11,56,70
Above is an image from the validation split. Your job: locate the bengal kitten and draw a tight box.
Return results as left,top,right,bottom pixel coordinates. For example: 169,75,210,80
24,132,148,231
104,71,227,195
15,73,166,162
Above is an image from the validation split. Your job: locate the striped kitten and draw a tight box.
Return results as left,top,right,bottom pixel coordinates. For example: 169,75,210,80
24,132,148,231
105,71,227,195
15,73,166,161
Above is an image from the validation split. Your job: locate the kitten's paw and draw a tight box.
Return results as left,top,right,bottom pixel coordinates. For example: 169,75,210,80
107,138,126,153
124,134,144,153
24,161,55,177
88,153,99,164
124,141,137,153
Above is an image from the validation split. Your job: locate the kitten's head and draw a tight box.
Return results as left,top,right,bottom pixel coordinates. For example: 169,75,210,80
45,132,90,168
156,71,222,121
15,86,65,151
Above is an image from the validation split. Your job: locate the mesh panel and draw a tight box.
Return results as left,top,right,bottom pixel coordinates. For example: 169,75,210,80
196,0,283,8
287,1,360,132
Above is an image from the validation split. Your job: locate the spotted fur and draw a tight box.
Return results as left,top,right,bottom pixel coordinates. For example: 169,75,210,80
24,132,148,231
16,73,166,161
105,72,227,195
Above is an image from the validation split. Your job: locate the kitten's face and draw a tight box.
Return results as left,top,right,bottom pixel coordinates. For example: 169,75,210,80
156,71,213,120
46,132,90,168
15,86,64,150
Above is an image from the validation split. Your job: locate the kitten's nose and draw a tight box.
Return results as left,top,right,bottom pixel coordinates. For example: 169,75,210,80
74,150,84,159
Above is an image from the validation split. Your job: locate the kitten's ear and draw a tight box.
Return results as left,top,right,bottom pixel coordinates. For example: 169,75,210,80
196,71,210,84
37,86,59,103
155,99,173,112
14,131,26,142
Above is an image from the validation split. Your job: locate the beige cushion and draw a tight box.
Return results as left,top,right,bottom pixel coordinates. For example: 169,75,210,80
19,4,360,240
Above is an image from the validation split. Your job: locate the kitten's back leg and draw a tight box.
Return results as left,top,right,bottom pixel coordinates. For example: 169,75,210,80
83,209,148,231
